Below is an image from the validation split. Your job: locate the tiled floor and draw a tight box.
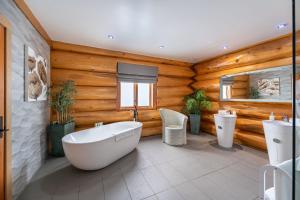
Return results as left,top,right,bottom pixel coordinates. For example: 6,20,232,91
18,133,269,200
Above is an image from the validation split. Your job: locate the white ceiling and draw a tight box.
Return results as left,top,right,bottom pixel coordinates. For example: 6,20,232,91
25,0,294,63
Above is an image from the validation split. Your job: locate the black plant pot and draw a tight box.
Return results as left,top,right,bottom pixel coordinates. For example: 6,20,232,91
47,121,75,156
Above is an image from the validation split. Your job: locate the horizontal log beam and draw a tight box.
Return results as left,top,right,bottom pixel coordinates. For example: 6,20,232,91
51,50,195,77
51,68,116,86
75,86,117,100
52,41,192,67
157,86,193,98
72,100,116,112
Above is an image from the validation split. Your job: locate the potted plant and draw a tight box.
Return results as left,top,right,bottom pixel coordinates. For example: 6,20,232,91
47,80,76,156
183,90,211,134
249,87,260,99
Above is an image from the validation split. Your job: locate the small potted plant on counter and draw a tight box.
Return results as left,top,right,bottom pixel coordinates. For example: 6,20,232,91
183,90,211,134
47,80,76,156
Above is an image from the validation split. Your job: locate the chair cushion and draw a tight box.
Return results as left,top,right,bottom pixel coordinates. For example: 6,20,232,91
166,125,182,129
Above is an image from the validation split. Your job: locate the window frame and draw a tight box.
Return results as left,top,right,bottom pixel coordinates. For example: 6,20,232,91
117,81,157,110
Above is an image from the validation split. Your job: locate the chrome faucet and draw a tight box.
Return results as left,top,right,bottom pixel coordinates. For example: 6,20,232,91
132,106,138,121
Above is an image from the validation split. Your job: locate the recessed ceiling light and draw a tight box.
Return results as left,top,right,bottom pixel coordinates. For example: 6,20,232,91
107,34,114,39
276,23,288,30
159,45,165,49
223,45,229,50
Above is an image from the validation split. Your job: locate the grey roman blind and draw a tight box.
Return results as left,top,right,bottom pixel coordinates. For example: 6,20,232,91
222,77,234,85
117,62,158,83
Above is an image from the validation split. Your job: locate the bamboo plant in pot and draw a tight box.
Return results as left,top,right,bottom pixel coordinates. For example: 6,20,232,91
183,90,211,134
47,81,76,156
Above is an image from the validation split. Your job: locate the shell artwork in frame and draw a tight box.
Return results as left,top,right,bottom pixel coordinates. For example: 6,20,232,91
25,45,48,102
257,77,280,96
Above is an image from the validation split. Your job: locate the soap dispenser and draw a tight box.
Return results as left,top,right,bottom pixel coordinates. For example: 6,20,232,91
269,112,275,121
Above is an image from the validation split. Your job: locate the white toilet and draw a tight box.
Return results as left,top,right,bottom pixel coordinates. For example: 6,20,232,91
214,110,237,148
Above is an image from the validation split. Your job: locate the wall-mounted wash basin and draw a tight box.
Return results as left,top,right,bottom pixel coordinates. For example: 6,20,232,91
263,120,300,166
214,113,237,148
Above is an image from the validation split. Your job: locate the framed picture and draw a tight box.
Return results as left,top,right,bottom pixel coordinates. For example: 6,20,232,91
24,45,48,102
257,77,280,96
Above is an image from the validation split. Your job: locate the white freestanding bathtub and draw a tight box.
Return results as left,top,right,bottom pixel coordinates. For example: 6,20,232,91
62,121,142,170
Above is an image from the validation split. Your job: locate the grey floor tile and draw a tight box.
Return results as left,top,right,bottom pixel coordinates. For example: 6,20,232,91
155,162,187,186
79,175,104,200
17,179,52,200
52,190,79,200
143,195,158,200
230,161,260,182
141,166,171,194
156,188,183,200
103,173,131,200
18,133,268,200
219,164,258,194
169,159,216,180
175,181,210,200
193,175,238,200
120,154,153,173
123,170,154,200
207,171,256,200
101,162,122,181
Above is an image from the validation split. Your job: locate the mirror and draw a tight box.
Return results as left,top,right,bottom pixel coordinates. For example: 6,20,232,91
220,65,293,102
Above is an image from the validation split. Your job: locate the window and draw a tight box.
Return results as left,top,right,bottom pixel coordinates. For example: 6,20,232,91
118,82,156,109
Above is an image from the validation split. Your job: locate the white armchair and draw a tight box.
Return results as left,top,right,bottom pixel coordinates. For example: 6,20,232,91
159,108,188,146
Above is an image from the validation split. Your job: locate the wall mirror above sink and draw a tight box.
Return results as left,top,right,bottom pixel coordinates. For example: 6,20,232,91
220,65,297,103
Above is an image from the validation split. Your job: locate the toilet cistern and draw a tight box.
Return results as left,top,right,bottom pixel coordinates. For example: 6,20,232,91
214,110,237,148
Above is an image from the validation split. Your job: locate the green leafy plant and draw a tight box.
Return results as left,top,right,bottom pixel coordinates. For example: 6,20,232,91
48,81,76,124
183,90,212,115
249,87,260,99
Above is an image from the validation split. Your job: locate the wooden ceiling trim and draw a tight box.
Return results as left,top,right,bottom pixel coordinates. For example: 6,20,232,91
51,41,193,67
14,0,52,45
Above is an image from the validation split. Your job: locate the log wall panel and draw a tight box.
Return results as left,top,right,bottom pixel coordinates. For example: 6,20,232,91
51,43,193,137
52,41,192,67
51,68,116,86
72,100,116,112
157,97,184,107
75,86,116,100
193,33,298,150
194,31,300,74
157,86,193,98
51,50,195,78
157,76,193,87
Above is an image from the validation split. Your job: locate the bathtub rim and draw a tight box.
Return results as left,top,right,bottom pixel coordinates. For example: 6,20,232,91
62,121,143,145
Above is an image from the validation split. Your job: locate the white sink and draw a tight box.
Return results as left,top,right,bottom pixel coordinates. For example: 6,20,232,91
263,120,300,166
214,114,237,148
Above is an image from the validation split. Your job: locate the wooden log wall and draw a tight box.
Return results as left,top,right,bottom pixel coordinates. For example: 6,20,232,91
51,41,194,137
193,32,300,150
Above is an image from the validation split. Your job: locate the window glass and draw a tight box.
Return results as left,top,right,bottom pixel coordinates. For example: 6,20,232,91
138,83,150,106
120,82,134,107
222,85,232,99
